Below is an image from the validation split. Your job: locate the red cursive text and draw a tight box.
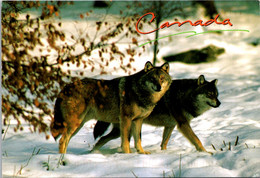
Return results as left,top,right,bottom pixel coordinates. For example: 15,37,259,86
136,12,233,34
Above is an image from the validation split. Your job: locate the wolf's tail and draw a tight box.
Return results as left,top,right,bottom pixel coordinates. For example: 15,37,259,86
93,121,111,140
50,98,65,141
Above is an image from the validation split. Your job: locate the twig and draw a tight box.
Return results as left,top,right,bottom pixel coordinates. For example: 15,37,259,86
223,140,226,147
228,142,231,151
245,143,249,148
42,156,51,171
13,165,16,178
171,170,176,177
234,136,239,146
211,144,216,151
17,147,40,175
36,148,41,155
47,156,50,170
131,170,138,178
57,154,65,168
91,2,111,43
3,151,8,157
2,119,10,141
178,154,182,177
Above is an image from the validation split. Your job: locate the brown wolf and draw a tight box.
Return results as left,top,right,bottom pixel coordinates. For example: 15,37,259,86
93,75,221,154
50,61,172,154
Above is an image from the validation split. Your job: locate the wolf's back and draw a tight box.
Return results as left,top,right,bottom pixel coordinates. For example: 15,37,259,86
50,97,65,140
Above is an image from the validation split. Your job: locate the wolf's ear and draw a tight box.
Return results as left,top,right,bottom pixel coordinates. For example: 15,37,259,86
198,75,205,85
212,79,218,86
144,61,154,72
161,62,169,73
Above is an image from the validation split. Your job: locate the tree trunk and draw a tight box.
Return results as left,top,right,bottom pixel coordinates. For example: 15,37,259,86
153,23,159,65
152,1,162,65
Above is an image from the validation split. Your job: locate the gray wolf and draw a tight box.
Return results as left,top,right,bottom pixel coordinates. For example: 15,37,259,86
50,61,172,154
93,75,220,153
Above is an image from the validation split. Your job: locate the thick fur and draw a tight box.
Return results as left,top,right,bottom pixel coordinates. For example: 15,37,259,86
50,61,172,154
93,75,221,153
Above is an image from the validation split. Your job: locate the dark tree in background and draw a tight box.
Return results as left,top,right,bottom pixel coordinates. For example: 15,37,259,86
135,1,185,65
193,1,219,19
150,1,184,65
135,0,219,65
1,1,143,137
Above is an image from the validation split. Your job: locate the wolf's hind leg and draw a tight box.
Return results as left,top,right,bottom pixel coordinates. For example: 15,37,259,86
59,127,77,154
58,114,86,154
161,126,175,150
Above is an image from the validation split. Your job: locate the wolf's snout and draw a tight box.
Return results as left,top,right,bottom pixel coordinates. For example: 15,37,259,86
216,99,221,107
211,99,221,108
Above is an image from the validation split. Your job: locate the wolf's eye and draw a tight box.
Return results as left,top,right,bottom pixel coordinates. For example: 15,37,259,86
208,92,214,97
160,75,165,81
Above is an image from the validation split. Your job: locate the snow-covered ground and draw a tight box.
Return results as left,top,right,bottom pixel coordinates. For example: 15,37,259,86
2,2,260,177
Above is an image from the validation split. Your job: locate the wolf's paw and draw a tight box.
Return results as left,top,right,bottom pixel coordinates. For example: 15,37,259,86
90,149,100,154
122,149,132,154
196,146,213,155
138,150,151,154
198,149,213,155
161,146,167,150
207,151,213,155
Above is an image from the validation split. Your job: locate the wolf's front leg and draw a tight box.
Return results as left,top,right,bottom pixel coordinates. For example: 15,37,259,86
161,126,176,150
178,121,212,154
132,118,151,154
120,117,132,153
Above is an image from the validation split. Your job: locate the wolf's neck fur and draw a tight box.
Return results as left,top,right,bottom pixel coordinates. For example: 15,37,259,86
170,79,210,118
133,77,157,107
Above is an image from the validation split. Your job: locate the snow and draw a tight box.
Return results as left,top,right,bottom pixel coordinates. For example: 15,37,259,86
2,2,260,177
